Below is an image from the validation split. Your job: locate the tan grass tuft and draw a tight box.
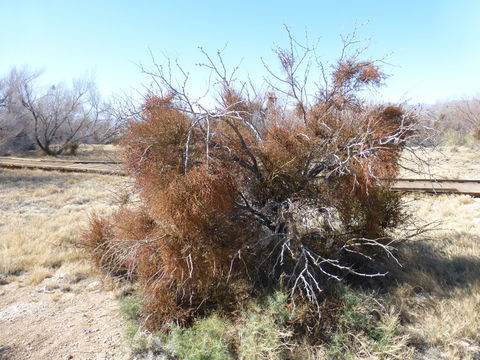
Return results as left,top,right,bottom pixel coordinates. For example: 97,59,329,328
0,169,122,279
29,267,54,285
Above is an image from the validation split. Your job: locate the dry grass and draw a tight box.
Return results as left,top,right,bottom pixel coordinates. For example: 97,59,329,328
0,168,123,283
400,145,480,179
28,266,54,285
390,193,480,358
7,143,120,161
70,144,120,161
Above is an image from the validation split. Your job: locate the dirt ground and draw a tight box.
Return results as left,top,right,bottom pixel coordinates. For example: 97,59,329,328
0,275,127,360
0,169,131,359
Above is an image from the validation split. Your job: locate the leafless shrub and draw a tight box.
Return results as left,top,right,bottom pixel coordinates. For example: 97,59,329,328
420,98,480,146
0,68,37,153
455,98,480,139
0,68,124,155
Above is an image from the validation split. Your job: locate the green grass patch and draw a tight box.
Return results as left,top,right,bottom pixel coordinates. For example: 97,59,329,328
166,314,233,360
326,286,411,360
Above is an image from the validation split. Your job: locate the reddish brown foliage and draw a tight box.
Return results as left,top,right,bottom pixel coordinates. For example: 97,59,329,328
83,207,155,278
83,41,418,330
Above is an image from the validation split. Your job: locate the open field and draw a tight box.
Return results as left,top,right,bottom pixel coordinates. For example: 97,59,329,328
0,169,132,359
394,193,480,359
0,145,479,359
0,169,124,279
6,144,121,162
0,157,125,175
400,145,480,180
70,144,120,162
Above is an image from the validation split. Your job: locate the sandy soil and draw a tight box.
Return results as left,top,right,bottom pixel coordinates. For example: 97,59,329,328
0,275,127,360
0,169,131,359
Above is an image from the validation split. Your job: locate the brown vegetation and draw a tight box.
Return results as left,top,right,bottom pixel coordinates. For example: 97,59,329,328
83,33,419,331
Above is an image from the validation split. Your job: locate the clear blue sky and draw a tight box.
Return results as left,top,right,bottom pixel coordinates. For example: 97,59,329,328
2,0,479,104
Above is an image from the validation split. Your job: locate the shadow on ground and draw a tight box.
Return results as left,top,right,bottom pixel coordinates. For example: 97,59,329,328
349,232,480,295
0,345,14,360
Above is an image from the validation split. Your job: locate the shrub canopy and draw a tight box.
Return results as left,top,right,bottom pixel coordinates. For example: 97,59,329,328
84,35,417,329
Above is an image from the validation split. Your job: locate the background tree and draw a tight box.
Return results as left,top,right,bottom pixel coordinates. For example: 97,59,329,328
422,97,480,145
18,75,122,155
456,98,480,139
0,68,37,153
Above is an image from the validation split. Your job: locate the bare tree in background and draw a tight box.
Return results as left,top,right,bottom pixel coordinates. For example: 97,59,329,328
18,75,122,155
457,98,480,139
0,68,38,153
